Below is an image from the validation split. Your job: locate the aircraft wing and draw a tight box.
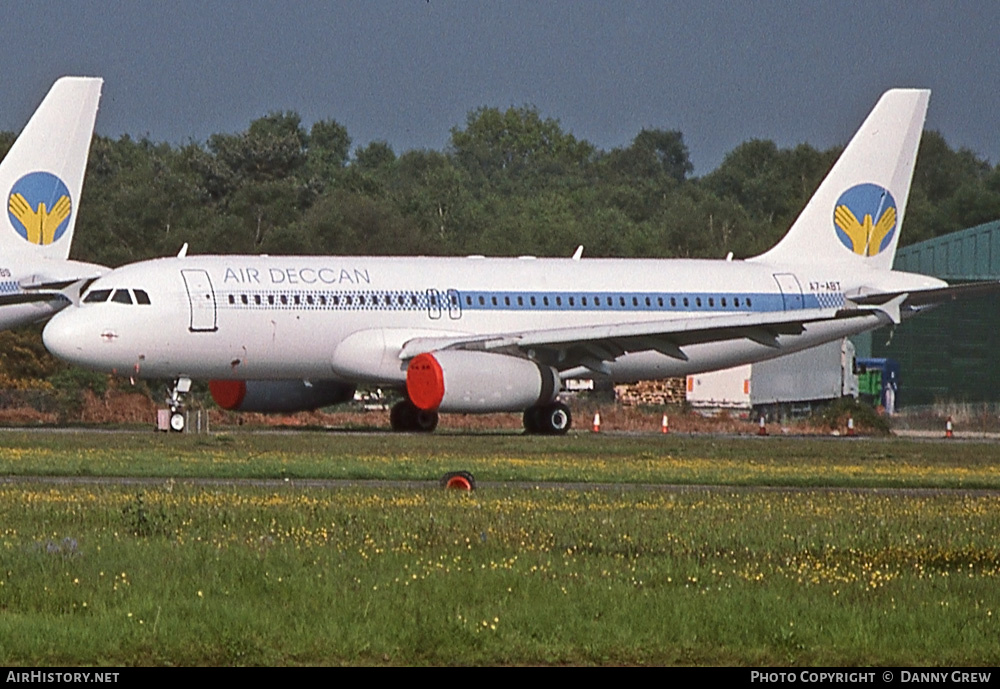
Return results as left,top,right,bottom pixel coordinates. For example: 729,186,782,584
0,291,72,307
2,275,105,307
398,304,889,375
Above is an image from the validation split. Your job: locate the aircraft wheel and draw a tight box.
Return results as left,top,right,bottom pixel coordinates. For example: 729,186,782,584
169,411,186,433
390,401,414,432
540,402,571,435
414,409,439,433
391,401,438,432
522,407,542,434
440,470,476,491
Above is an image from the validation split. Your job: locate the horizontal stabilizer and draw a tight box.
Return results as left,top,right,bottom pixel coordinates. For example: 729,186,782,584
848,280,1000,310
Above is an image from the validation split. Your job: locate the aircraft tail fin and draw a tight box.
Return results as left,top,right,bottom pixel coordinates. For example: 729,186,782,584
0,77,103,261
751,89,929,271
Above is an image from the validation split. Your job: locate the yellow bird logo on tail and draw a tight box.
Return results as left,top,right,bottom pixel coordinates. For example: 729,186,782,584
5,171,73,246
834,204,897,257
8,192,71,245
832,183,897,257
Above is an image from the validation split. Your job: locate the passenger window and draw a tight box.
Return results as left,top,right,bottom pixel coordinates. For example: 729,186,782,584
254,295,262,305
111,289,133,305
228,294,235,305
241,294,248,305
134,289,151,305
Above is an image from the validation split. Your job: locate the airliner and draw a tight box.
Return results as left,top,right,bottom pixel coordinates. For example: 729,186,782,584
42,89,993,433
0,77,105,330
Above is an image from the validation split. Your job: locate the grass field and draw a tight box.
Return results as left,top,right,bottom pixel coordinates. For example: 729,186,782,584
1,429,998,665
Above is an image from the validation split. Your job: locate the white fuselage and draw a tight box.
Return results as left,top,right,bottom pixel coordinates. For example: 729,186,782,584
41,253,945,385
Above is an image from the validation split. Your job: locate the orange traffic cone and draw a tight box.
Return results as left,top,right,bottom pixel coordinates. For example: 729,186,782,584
757,416,768,436
846,416,855,436
592,412,601,433
945,416,954,439
661,414,669,434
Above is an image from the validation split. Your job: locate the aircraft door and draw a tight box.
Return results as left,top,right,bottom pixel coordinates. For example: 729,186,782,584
773,273,804,310
446,289,462,320
181,269,218,332
426,289,442,320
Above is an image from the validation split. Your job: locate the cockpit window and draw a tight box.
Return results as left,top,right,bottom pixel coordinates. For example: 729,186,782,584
111,289,133,305
83,289,112,303
134,289,151,305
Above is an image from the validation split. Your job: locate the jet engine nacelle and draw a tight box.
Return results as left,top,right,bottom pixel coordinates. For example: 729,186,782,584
406,350,558,413
209,379,356,413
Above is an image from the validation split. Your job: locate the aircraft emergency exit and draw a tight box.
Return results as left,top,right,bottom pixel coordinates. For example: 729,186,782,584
0,77,106,330
42,89,991,433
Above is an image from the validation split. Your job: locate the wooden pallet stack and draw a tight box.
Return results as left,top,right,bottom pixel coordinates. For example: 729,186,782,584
614,378,687,406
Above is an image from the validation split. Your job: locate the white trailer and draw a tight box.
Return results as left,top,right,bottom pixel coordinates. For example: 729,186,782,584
686,338,858,417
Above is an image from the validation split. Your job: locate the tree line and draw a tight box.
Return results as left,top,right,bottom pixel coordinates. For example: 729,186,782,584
3,104,995,269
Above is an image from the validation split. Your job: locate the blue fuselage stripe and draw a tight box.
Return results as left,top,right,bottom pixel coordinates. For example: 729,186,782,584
211,288,840,313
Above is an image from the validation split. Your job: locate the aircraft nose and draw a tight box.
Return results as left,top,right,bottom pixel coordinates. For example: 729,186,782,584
43,310,94,366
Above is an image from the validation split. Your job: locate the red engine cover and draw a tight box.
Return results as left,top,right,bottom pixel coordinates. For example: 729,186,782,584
209,380,247,410
406,353,445,411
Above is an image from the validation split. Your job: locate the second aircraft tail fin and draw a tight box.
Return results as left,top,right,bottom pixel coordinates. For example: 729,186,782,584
751,89,929,272
0,77,103,261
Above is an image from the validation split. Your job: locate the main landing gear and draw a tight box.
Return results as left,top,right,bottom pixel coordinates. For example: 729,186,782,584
523,401,572,435
390,399,439,433
166,377,192,433
388,399,571,435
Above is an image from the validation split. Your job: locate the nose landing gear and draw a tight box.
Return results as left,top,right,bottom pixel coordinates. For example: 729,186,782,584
166,377,192,433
